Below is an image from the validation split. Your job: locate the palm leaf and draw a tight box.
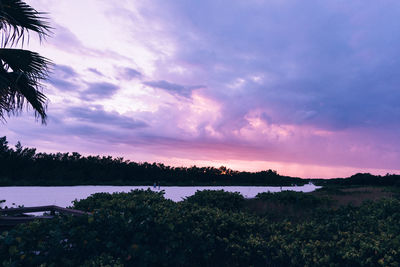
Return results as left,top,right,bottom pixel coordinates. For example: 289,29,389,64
8,71,47,120
0,71,47,122
0,0,51,46
0,48,51,79
0,48,51,122
0,71,12,118
0,1,52,123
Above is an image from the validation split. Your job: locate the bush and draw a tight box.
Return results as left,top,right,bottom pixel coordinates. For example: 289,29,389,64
2,191,400,266
0,190,267,266
182,190,245,211
72,189,171,212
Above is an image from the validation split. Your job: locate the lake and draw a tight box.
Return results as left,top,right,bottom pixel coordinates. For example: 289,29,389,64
0,184,320,208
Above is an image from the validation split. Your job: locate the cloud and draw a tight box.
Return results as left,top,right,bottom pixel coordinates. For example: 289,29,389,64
143,80,205,98
48,78,77,91
9,0,400,176
144,0,400,131
118,67,142,80
47,64,79,91
48,24,131,61
53,64,77,78
48,24,89,55
87,68,104,77
83,82,120,99
67,106,148,129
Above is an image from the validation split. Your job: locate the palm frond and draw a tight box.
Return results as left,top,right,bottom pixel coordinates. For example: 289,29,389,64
7,71,47,122
0,0,51,46
0,71,47,123
0,48,51,79
0,71,12,119
0,48,51,123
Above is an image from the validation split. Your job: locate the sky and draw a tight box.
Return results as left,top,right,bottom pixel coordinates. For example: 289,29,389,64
3,0,400,178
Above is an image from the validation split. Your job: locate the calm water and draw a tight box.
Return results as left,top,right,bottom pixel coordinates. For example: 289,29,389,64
0,184,320,208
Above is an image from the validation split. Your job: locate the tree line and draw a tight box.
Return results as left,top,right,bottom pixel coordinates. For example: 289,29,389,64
2,136,400,186
314,172,400,187
0,136,305,186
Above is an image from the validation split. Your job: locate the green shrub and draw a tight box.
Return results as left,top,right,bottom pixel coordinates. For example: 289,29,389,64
72,189,171,212
182,190,245,211
0,190,266,266
2,191,400,266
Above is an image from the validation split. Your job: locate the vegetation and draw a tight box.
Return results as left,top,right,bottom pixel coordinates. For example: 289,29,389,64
0,0,52,122
1,189,400,266
2,136,400,186
182,190,245,211
0,136,305,186
314,172,400,187
256,190,329,207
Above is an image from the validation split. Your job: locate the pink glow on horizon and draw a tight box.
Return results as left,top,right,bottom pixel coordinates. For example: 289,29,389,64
150,157,400,179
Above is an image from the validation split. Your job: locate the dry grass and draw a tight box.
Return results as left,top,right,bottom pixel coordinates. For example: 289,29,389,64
311,186,395,207
244,186,398,220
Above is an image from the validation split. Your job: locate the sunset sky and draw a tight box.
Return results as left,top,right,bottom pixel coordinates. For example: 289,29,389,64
4,0,400,178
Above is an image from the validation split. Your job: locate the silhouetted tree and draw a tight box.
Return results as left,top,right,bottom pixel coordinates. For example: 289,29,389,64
0,136,309,186
0,0,52,123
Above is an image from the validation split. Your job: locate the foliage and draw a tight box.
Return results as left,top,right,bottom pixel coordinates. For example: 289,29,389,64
0,190,270,266
72,189,173,212
1,190,400,266
182,190,245,211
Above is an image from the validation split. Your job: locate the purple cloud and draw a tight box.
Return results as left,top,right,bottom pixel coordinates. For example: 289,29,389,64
143,80,205,98
118,67,142,80
143,0,400,132
7,0,400,177
83,82,120,99
87,68,104,77
48,24,131,61
67,106,148,129
53,64,77,78
47,64,79,91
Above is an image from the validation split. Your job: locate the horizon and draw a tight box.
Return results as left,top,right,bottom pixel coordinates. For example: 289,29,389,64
4,0,400,178
2,136,396,179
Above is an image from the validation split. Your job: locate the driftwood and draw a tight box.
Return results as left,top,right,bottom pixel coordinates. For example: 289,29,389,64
0,205,89,227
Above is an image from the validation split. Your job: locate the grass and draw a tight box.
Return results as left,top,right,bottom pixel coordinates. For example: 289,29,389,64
312,186,396,207
243,185,399,221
